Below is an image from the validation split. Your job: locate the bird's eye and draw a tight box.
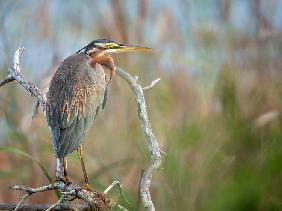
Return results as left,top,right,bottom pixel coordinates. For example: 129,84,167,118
106,43,118,48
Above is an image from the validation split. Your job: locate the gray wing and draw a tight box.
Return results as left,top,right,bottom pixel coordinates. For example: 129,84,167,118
46,63,107,158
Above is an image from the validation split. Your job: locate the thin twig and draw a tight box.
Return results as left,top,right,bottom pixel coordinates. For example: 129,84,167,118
104,181,120,194
142,78,161,90
14,193,30,211
0,74,14,87
116,68,162,211
45,195,65,211
103,180,132,209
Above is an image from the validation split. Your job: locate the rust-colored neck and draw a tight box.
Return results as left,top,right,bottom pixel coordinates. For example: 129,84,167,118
89,54,116,76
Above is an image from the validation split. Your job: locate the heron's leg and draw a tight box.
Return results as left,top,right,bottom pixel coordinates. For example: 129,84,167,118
77,145,89,184
62,157,70,182
55,158,69,183
55,158,64,180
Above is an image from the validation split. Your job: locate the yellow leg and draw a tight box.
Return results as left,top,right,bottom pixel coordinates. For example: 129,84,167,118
77,145,89,184
62,157,70,182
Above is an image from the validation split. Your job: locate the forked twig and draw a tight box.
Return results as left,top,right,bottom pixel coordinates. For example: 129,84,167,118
0,47,46,110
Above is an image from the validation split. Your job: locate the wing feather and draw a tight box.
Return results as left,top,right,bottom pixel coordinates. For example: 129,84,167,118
46,55,107,158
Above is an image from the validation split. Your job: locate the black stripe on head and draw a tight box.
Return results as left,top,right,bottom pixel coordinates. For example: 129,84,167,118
76,39,118,54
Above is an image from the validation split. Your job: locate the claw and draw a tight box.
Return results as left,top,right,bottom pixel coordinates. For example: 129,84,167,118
83,183,95,192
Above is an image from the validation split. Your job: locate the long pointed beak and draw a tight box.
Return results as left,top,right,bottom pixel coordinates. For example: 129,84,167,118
119,44,152,52
105,44,152,53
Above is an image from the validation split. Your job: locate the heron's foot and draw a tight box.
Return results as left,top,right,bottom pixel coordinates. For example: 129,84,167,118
83,183,95,192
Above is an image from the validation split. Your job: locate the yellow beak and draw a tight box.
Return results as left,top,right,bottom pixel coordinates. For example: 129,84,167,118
105,44,152,53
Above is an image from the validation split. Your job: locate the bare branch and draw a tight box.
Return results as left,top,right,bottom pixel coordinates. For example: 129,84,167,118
14,193,29,211
45,195,65,211
12,181,110,210
103,180,120,194
0,47,24,87
13,47,24,70
0,74,14,86
0,47,47,110
116,68,162,211
142,78,161,90
103,180,132,209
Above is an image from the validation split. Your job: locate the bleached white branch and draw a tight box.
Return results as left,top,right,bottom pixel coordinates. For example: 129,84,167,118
13,47,24,71
0,47,47,110
103,180,120,194
116,68,162,211
103,180,132,209
142,78,161,90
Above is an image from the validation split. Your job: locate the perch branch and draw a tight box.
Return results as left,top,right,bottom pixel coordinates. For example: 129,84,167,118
116,68,162,211
11,181,110,210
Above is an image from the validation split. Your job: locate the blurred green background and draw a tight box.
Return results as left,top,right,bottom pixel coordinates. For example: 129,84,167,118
0,0,282,210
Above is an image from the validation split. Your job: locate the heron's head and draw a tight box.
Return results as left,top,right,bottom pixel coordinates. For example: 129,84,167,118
76,39,152,56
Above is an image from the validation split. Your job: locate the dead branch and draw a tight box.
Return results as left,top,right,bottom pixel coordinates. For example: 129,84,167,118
11,181,110,210
142,78,161,90
116,68,162,211
0,47,46,110
0,180,129,210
